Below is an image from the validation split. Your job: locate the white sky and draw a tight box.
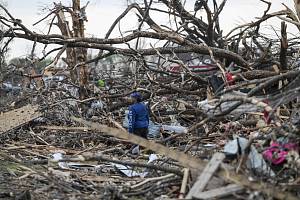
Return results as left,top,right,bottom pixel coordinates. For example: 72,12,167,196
5,0,297,59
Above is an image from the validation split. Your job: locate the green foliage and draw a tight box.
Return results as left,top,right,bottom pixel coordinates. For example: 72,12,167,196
97,79,105,87
35,58,52,73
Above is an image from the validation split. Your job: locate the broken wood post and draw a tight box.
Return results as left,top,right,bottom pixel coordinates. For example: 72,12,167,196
280,21,288,71
179,168,189,199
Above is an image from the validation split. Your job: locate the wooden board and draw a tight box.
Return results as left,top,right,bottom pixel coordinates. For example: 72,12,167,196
0,105,41,134
186,152,225,199
193,184,243,199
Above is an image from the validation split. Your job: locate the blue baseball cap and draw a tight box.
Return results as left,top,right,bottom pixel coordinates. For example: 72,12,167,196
130,92,142,100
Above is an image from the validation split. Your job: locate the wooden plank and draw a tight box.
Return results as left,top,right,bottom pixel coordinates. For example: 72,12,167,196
193,184,243,199
0,105,41,134
186,152,225,199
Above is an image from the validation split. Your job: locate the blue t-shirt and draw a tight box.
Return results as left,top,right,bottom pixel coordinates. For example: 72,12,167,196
128,102,149,133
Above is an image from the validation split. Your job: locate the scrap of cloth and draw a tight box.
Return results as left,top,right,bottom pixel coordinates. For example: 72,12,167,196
263,142,299,165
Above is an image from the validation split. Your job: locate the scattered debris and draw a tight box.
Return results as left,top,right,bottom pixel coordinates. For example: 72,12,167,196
0,0,300,199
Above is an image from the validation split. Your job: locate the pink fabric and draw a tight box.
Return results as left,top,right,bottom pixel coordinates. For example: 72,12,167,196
263,142,298,165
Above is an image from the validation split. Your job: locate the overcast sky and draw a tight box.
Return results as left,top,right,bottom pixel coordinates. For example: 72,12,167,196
5,0,297,59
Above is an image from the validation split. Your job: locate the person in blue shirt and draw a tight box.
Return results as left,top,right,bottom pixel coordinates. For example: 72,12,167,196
128,92,149,139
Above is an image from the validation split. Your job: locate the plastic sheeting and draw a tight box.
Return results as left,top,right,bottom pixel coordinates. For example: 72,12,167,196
224,137,274,176
161,125,187,134
113,154,158,177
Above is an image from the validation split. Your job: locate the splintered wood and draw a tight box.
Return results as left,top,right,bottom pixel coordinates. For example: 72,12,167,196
0,105,41,134
186,152,225,199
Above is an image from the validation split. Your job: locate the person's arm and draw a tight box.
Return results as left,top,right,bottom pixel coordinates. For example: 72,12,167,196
128,106,136,133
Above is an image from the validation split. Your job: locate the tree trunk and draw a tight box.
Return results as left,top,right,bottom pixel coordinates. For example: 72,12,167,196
56,8,78,83
72,0,88,99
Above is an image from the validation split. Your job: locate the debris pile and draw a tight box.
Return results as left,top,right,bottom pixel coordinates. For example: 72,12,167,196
1,64,300,200
0,0,300,199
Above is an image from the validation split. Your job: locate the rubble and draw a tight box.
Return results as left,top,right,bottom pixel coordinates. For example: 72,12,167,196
0,0,300,200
